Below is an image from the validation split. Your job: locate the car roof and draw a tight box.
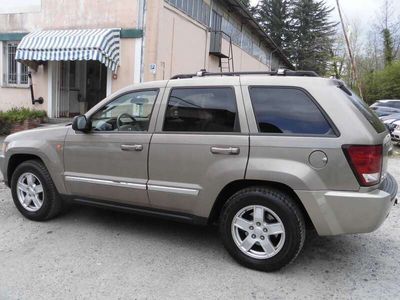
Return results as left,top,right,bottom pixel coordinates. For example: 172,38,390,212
116,74,337,90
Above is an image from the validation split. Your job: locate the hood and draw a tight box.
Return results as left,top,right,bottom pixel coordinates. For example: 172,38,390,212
5,124,70,144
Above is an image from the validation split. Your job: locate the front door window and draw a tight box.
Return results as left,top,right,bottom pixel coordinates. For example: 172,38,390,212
91,90,159,132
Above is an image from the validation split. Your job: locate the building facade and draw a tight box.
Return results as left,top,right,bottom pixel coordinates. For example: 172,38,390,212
0,0,290,118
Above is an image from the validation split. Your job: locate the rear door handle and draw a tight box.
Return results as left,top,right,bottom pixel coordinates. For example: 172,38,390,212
210,146,240,155
121,144,143,151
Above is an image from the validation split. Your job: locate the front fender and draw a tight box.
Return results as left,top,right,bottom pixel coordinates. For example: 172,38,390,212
4,126,69,194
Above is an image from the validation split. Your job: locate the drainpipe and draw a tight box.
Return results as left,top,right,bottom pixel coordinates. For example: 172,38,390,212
205,0,214,70
269,48,278,71
135,0,146,83
28,72,44,105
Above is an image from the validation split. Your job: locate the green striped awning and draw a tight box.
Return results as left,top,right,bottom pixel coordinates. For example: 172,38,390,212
16,28,120,72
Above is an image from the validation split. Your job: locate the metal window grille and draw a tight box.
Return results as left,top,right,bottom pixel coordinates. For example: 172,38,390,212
165,0,210,26
165,0,272,66
7,43,17,84
4,41,28,86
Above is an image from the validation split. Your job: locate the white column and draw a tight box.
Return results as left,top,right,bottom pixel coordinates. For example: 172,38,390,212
47,62,54,118
106,68,112,96
134,38,143,84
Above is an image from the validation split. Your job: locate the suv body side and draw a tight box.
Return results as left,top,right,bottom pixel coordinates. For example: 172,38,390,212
0,76,395,237
240,76,392,235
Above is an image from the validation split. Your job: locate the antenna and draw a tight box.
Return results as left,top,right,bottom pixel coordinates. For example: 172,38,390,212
336,0,363,99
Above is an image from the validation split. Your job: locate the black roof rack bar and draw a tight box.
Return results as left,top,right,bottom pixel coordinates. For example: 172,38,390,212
171,69,319,79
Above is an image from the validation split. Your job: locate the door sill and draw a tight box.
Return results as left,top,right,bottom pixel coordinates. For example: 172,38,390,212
64,196,208,225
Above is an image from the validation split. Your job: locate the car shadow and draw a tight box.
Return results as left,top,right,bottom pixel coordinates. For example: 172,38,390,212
54,203,394,275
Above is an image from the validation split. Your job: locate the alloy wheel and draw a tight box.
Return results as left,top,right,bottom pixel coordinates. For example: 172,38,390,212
231,205,285,259
16,172,44,212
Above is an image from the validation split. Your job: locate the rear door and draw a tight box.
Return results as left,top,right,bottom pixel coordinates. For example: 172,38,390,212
147,78,249,217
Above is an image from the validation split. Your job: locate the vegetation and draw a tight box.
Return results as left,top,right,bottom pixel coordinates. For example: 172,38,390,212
0,108,47,135
363,61,400,103
383,28,395,66
252,0,337,75
255,0,292,49
250,0,400,103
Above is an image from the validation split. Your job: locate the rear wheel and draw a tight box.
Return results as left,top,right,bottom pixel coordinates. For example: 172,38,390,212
11,160,63,221
219,187,305,271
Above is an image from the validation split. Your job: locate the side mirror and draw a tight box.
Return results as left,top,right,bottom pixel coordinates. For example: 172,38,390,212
72,115,91,132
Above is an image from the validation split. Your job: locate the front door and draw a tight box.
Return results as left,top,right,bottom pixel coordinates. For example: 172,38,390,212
63,88,162,206
148,80,249,216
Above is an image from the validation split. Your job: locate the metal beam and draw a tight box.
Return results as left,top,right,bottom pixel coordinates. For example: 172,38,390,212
0,28,143,41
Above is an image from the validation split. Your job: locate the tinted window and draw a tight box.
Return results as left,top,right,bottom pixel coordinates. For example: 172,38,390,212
345,92,386,133
91,90,158,132
163,87,239,132
249,87,334,135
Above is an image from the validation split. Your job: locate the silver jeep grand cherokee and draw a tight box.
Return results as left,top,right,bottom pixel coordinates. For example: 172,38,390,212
0,70,397,271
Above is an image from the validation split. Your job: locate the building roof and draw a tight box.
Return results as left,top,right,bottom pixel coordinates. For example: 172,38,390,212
222,0,293,69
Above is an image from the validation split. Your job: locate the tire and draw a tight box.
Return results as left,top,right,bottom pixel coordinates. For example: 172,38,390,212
219,186,306,272
11,159,63,221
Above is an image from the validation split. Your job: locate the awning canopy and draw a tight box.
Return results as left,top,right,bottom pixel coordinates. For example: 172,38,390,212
16,28,120,72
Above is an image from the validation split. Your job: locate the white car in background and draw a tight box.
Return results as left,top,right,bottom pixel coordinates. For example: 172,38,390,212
380,114,400,142
389,120,400,142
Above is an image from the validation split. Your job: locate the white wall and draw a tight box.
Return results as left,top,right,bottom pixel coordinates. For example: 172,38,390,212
0,0,41,15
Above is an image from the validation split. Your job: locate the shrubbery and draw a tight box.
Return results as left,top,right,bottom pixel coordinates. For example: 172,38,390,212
0,108,47,135
363,61,400,104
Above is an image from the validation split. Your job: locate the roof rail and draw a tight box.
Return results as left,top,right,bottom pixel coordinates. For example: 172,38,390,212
170,69,319,79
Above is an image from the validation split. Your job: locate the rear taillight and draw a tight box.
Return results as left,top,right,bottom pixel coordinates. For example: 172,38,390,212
342,145,383,186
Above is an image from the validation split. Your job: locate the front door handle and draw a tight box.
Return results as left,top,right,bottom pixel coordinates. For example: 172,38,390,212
121,144,143,151
210,146,240,155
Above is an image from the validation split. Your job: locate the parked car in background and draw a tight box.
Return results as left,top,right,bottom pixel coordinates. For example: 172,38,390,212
380,113,399,132
380,113,400,142
0,71,397,272
380,113,400,123
389,121,400,142
370,100,400,117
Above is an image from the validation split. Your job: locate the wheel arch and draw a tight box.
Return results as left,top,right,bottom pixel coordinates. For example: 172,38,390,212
7,154,46,185
209,179,314,229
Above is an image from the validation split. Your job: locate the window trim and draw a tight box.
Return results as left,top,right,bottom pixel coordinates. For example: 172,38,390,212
86,88,160,134
161,85,242,134
2,41,29,88
248,86,340,137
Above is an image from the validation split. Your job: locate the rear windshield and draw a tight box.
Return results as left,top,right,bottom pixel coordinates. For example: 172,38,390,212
340,86,386,133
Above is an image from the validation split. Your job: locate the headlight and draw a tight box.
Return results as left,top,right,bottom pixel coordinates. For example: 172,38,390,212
1,142,8,153
396,125,400,131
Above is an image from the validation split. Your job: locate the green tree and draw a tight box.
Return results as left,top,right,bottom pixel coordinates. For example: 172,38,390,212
383,28,395,66
289,0,337,75
256,0,292,49
363,61,400,104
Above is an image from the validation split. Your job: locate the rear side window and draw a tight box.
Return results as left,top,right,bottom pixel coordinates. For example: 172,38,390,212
249,87,335,135
345,92,386,133
163,87,240,132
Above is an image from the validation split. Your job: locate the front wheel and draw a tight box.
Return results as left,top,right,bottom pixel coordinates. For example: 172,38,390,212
219,187,306,272
11,160,63,221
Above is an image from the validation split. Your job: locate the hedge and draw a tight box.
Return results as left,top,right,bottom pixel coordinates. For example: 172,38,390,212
0,108,47,135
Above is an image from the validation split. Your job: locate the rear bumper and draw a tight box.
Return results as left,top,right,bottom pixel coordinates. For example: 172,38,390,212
296,173,397,236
